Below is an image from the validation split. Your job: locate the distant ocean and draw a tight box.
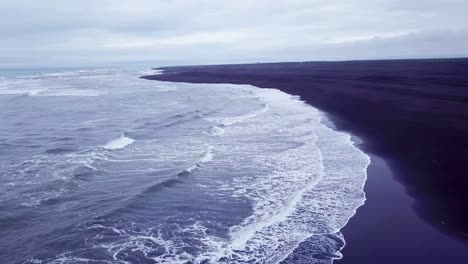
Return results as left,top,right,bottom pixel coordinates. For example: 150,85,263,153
0,68,370,263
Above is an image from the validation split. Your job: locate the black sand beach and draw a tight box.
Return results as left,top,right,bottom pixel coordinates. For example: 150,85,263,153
142,58,468,263
337,155,468,263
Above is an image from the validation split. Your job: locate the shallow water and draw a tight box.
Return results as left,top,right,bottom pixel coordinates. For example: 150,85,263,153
0,68,370,263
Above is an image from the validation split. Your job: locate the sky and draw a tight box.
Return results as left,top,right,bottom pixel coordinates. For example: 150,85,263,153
1,0,468,68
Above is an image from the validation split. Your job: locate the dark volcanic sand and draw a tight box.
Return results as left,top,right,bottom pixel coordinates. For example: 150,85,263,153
337,154,468,263
141,59,468,261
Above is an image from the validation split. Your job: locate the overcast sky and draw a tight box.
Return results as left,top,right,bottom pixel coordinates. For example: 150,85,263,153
1,0,468,68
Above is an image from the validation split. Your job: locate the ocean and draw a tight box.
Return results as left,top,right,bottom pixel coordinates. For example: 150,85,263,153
0,68,370,264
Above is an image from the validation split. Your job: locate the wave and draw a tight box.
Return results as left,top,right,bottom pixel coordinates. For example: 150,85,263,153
0,89,45,95
1,149,107,207
9,76,370,263
33,89,105,97
193,87,370,263
0,88,104,97
205,103,268,126
102,134,135,150
199,145,214,163
205,125,225,136
42,71,80,78
81,117,109,125
180,145,214,174
0,71,106,97
40,218,211,264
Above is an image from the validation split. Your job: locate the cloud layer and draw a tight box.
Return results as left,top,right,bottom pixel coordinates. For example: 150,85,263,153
1,0,468,67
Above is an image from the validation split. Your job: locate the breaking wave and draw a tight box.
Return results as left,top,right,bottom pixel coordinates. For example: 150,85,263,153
1,69,370,264
102,134,135,150
206,125,226,136
181,145,214,174
205,103,269,126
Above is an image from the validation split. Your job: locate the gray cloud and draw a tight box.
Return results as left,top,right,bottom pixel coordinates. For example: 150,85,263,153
1,0,467,68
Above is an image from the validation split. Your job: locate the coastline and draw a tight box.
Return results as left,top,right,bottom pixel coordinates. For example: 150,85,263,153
141,59,468,262
336,154,468,263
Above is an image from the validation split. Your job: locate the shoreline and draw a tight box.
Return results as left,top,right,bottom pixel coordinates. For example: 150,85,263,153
336,154,468,263
141,59,468,262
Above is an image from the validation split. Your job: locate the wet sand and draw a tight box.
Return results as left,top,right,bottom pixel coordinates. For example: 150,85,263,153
337,154,468,263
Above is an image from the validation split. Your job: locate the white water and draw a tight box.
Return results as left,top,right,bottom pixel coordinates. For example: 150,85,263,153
205,103,269,126
192,87,370,263
0,68,369,264
206,125,226,136
183,145,214,173
102,135,135,150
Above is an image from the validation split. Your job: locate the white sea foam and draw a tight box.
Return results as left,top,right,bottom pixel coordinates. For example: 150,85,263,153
81,117,109,125
0,88,45,95
70,84,368,264
9,73,370,263
85,85,369,264
33,89,105,97
183,145,214,173
206,125,225,136
199,145,214,163
67,221,211,264
0,87,103,97
205,103,269,126
0,78,46,96
102,134,135,150
0,70,109,98
43,71,80,78
2,149,109,208
27,89,47,96
0,89,27,95
193,86,370,263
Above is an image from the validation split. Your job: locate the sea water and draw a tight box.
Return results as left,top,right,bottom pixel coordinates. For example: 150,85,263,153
0,68,370,263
